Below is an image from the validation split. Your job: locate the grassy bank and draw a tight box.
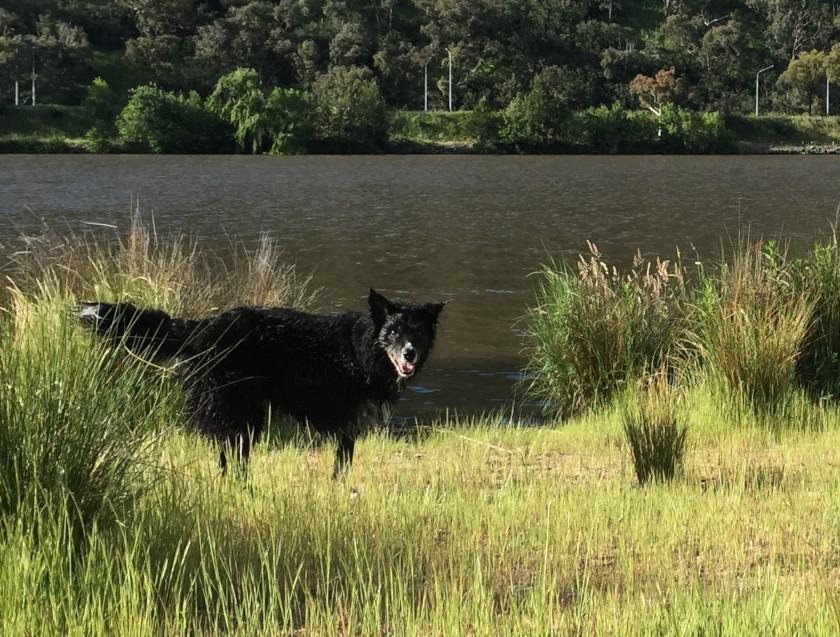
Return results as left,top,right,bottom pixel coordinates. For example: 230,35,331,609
4,222,840,633
4,404,840,634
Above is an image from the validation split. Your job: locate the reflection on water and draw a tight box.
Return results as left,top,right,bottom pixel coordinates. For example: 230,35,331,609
2,154,840,421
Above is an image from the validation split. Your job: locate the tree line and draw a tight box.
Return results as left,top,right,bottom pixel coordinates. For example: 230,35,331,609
2,0,840,151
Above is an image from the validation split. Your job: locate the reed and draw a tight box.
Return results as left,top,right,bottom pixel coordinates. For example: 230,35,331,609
0,282,178,535
687,240,816,425
5,213,316,316
523,243,687,419
621,372,688,484
794,227,840,399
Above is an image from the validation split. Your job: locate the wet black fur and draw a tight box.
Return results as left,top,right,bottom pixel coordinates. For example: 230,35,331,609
79,290,445,477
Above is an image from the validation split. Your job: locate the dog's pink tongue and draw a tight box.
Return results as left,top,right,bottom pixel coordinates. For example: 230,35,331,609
400,361,415,375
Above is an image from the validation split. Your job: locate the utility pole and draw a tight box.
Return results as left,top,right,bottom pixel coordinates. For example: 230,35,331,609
446,48,452,111
31,48,36,106
424,59,429,111
755,65,773,116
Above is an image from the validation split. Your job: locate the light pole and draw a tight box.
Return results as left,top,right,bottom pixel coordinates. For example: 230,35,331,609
445,48,452,111
424,58,430,111
755,65,773,116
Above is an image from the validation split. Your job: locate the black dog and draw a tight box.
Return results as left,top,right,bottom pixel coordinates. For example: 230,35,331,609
79,289,445,478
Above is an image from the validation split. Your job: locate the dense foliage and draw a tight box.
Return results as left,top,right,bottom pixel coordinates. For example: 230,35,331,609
3,0,840,117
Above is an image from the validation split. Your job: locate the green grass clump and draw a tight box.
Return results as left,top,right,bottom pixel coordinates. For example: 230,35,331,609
794,229,840,399
523,235,840,428
688,240,815,424
0,284,178,536
621,374,688,485
524,242,687,418
0,216,315,538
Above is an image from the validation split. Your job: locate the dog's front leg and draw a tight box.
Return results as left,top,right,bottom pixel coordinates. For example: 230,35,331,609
333,433,355,480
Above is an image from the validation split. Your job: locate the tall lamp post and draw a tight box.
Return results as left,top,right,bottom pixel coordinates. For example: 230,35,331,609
445,48,452,111
755,65,774,116
422,49,453,111
424,58,430,111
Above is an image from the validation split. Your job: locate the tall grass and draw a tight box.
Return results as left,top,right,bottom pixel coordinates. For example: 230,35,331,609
794,228,840,399
523,243,687,418
688,241,816,424
5,214,317,316
0,216,315,536
523,237,840,427
5,224,840,633
621,372,688,485
0,283,178,535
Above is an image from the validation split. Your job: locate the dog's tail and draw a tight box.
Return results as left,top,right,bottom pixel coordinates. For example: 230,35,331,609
79,302,197,358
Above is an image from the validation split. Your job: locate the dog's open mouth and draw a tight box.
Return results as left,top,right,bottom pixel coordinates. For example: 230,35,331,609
389,353,415,378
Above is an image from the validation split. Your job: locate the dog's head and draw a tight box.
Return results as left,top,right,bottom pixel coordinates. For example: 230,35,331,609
368,288,445,380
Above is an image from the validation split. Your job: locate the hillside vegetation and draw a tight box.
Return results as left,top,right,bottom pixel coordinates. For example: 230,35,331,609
3,0,840,152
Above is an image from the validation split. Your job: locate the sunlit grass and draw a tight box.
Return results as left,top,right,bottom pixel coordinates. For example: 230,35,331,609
5,408,840,635
5,225,840,633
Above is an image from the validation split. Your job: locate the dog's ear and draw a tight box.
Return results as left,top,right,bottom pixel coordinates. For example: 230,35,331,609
368,288,396,323
421,301,446,323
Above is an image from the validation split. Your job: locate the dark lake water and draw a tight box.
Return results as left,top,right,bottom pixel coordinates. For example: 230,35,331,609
2,154,840,421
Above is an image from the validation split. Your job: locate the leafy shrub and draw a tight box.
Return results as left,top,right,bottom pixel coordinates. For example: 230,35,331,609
388,110,475,142
117,85,232,153
501,68,570,149
658,104,736,153
579,102,657,152
83,77,119,130
84,125,111,153
463,97,503,150
206,68,314,154
311,65,387,146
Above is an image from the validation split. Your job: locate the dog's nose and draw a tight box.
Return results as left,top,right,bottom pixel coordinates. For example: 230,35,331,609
404,344,417,363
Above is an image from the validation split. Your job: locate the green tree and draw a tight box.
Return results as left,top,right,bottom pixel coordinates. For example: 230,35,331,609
192,2,297,90
117,84,231,153
310,65,387,145
745,0,834,61
83,76,117,125
501,66,571,148
206,67,314,154
31,14,93,103
825,42,840,97
777,49,826,114
698,20,760,112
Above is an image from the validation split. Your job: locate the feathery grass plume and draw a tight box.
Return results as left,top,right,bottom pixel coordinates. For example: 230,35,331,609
523,243,687,419
3,213,316,317
688,240,815,425
621,371,688,485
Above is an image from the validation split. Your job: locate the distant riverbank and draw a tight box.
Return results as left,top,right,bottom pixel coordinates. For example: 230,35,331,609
2,105,840,155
